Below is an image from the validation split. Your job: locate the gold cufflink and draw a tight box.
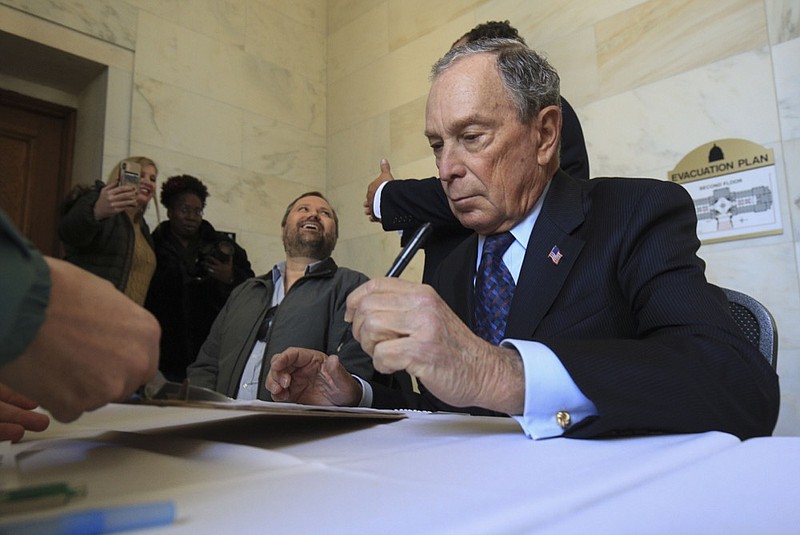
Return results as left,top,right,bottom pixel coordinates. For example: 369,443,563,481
556,411,571,429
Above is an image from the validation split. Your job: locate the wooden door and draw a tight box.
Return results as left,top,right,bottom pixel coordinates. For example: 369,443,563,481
0,88,75,256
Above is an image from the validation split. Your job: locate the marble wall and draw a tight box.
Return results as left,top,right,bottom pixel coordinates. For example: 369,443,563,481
0,0,329,275
1,0,798,435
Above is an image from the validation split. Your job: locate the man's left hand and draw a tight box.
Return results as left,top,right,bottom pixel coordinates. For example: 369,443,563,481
266,348,361,407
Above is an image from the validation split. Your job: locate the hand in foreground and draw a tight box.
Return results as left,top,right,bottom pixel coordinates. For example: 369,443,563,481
0,383,50,442
266,348,361,407
346,278,525,414
363,158,394,222
93,182,137,220
0,258,160,422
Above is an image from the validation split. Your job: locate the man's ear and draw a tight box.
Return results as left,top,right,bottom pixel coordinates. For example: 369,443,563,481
534,105,562,166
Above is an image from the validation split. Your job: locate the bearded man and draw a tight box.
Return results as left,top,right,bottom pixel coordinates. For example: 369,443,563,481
187,192,375,399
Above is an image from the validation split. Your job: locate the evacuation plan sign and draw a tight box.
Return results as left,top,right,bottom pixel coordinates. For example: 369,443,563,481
668,138,782,244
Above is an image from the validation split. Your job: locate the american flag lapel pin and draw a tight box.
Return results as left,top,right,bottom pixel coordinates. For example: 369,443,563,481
548,245,563,265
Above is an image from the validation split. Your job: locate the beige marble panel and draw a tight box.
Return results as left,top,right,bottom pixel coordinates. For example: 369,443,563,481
128,0,246,47
475,0,647,47
327,14,472,135
387,0,487,51
766,0,800,45
579,48,780,179
782,138,800,239
243,114,327,190
773,37,800,140
328,178,377,241
336,231,424,281
596,0,768,98
104,67,134,142
0,4,134,69
262,0,326,35
0,75,74,106
329,0,386,36
134,11,325,135
131,77,243,167
236,231,285,276
328,1,387,84
537,25,599,108
165,151,313,231
775,383,800,436
327,113,391,189
394,155,439,182
390,95,430,166
247,2,326,85
0,0,137,49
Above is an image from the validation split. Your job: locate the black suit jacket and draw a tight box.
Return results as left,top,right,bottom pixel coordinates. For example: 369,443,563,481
381,97,589,283
373,171,779,440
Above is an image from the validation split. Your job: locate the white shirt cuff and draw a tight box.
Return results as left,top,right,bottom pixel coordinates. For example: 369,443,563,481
353,374,373,407
373,181,388,220
502,339,598,439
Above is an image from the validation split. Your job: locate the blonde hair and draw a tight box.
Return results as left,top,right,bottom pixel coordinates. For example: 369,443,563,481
107,156,158,185
107,156,160,220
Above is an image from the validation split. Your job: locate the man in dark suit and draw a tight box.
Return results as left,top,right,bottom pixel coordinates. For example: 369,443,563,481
363,20,590,284
267,39,779,441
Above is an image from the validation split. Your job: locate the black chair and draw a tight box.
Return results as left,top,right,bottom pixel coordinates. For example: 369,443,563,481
722,287,778,368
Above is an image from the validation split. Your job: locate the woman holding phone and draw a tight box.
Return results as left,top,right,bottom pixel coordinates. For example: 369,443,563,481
59,156,159,306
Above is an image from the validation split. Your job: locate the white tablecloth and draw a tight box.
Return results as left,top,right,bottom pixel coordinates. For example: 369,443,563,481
1,404,797,534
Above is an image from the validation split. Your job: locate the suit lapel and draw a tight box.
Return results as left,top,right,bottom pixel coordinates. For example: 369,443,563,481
505,171,586,339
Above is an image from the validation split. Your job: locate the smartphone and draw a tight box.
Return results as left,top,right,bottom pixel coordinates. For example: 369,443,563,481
118,161,141,188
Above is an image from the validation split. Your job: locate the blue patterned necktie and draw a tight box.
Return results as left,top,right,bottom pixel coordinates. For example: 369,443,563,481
474,232,516,345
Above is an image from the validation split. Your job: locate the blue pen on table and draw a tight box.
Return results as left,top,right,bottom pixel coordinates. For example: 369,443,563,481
0,500,176,535
336,222,433,352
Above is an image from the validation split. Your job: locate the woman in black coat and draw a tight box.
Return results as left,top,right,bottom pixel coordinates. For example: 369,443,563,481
144,175,254,381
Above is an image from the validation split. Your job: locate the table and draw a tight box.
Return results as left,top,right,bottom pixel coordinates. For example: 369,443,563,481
1,404,798,534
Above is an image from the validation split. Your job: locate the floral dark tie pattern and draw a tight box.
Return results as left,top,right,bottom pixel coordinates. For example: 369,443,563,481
474,232,516,345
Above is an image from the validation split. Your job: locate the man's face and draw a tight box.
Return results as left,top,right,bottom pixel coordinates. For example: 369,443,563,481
168,192,203,240
282,195,337,260
425,53,555,235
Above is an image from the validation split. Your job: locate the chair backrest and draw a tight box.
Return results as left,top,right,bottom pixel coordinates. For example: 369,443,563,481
721,287,778,368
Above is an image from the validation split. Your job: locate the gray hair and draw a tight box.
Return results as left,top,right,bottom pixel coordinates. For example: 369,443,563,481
431,38,561,123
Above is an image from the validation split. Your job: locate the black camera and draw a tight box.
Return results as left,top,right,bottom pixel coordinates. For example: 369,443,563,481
191,240,235,280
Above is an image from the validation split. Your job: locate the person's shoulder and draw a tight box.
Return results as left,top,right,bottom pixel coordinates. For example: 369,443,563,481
60,181,102,215
587,176,687,196
584,177,694,216
230,273,269,295
334,265,370,283
151,221,169,239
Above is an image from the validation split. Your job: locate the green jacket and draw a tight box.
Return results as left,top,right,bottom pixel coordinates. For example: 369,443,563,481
187,257,374,399
59,182,154,291
0,210,50,365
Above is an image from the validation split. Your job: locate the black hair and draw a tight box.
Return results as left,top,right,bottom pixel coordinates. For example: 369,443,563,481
160,174,209,209
453,20,526,48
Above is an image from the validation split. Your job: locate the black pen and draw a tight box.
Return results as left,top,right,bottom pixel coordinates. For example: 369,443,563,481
337,222,433,352
385,222,433,278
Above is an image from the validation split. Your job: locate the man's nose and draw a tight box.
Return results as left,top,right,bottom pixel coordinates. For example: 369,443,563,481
437,145,466,183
